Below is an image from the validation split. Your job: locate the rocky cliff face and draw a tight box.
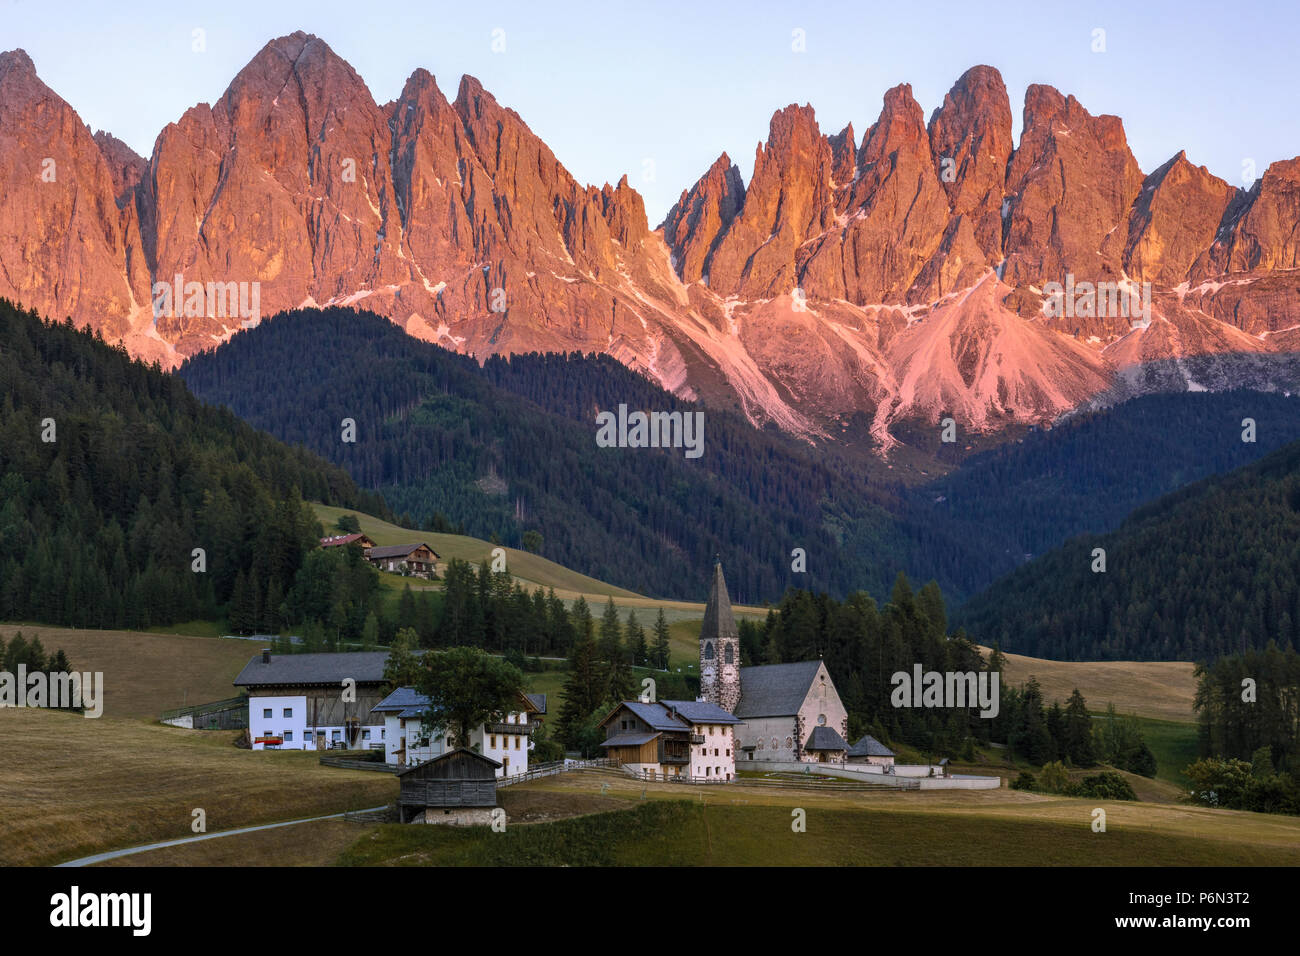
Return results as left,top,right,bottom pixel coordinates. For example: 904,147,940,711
2,35,1298,452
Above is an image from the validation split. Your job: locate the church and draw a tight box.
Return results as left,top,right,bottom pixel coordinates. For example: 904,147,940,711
698,561,853,765
598,561,857,780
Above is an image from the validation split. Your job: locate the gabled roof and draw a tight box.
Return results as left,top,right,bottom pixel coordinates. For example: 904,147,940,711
599,732,661,748
525,693,547,715
848,734,896,758
598,700,689,732
619,700,689,731
368,542,440,560
662,699,742,725
320,533,370,547
396,747,501,777
735,660,824,718
805,725,849,752
372,686,428,713
234,651,389,688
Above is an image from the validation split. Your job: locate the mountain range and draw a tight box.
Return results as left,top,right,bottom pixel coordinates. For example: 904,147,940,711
2,31,1299,452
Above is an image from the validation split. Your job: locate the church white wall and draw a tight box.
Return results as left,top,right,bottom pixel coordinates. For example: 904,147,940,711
796,663,849,758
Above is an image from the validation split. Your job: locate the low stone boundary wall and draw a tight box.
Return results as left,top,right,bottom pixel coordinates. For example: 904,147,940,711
739,760,1000,789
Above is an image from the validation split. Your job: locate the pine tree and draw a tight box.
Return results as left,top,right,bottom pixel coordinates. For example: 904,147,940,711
1064,688,1096,766
651,608,672,670
626,611,648,666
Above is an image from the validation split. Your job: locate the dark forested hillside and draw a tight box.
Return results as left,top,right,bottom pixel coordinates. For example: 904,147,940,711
0,300,389,628
179,307,1300,607
178,307,952,603
957,440,1300,661
904,391,1300,587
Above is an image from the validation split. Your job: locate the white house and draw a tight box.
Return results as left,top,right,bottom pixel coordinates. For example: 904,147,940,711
371,687,542,777
597,699,742,781
234,650,390,751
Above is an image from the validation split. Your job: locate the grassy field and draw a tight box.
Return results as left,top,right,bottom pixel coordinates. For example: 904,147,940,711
0,625,257,719
0,709,397,866
989,647,1198,722
314,503,642,599
105,769,1300,867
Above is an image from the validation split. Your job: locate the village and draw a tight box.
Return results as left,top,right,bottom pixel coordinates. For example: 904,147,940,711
208,559,999,826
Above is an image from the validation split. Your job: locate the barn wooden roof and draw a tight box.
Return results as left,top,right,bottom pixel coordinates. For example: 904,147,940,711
397,747,501,779
234,651,389,688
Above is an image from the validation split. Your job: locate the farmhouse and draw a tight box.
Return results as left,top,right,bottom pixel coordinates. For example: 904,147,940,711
320,532,375,549
397,748,501,825
700,562,852,765
365,542,440,579
372,687,541,777
234,650,389,751
597,699,741,780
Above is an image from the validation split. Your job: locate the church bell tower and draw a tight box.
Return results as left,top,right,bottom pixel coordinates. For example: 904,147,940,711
699,560,741,713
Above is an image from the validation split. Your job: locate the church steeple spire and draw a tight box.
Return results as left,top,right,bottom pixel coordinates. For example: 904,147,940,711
700,561,741,713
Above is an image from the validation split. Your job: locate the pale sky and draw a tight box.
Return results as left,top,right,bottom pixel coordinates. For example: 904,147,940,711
3,0,1296,225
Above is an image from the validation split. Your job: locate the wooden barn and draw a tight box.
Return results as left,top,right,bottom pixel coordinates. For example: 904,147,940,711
397,748,501,825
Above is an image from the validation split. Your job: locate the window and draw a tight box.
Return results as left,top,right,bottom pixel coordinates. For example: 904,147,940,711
817,714,827,726
706,767,711,776
757,738,765,751
515,737,521,750
331,730,341,741
725,644,733,664
284,731,293,742
785,736,793,749
490,736,497,748
283,708,292,718
263,708,272,719
362,729,371,741
703,641,714,660
771,737,779,749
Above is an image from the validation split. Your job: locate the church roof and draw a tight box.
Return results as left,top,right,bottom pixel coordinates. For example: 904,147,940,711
735,660,823,718
805,725,849,752
663,700,742,725
699,561,740,650
848,734,896,757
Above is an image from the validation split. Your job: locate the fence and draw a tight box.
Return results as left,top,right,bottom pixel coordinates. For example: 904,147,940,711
319,755,401,773
159,695,248,730
496,758,617,788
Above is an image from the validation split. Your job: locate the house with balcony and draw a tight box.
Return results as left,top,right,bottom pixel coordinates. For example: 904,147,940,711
371,686,541,777
365,542,440,579
597,699,741,781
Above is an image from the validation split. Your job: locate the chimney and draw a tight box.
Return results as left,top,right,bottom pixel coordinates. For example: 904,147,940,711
261,649,271,664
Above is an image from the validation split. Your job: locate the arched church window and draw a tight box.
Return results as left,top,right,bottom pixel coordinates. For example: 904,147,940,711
771,737,779,749
703,641,714,660
724,644,734,664
817,714,827,726
757,738,765,751
785,736,793,748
